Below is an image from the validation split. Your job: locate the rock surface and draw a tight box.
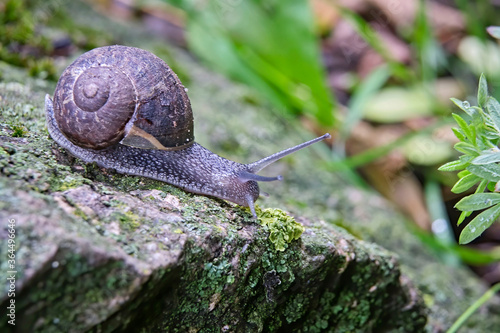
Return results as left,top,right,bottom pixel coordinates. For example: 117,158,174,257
0,1,499,332
0,176,425,332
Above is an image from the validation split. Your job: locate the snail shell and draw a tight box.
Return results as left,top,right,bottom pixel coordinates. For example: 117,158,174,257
53,45,193,150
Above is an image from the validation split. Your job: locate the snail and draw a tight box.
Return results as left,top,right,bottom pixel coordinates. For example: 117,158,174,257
45,45,330,218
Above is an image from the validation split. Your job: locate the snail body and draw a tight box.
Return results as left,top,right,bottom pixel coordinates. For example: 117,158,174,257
45,45,329,218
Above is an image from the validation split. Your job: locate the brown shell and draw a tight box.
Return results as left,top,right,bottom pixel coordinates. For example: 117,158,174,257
53,45,194,150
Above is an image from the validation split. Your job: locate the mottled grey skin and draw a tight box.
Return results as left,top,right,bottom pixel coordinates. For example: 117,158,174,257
46,95,260,213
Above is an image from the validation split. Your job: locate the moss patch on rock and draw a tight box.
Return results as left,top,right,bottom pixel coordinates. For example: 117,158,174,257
258,207,305,251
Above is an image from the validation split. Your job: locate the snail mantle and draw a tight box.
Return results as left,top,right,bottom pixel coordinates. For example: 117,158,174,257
45,45,330,218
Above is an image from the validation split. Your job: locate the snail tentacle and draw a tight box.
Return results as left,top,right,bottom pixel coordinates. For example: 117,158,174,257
246,133,331,173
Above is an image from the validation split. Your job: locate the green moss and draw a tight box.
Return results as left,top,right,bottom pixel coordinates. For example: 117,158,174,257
27,56,57,80
114,211,141,232
73,207,89,221
0,146,10,160
11,124,28,137
0,0,57,79
22,250,135,332
51,174,89,192
284,293,308,323
0,133,92,193
257,207,305,251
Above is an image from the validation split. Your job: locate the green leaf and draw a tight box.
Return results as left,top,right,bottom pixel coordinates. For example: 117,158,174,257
468,122,477,146
451,173,481,193
438,159,467,172
451,127,466,142
459,204,500,244
471,106,488,130
485,96,500,134
457,169,471,178
469,106,484,117
476,179,489,194
484,129,500,141
455,193,500,211
451,98,472,114
457,210,472,226
471,150,500,164
452,113,473,140
467,164,500,182
477,73,488,108
454,142,478,155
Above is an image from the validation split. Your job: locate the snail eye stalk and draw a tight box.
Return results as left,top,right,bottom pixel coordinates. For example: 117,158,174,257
246,133,330,173
241,133,330,219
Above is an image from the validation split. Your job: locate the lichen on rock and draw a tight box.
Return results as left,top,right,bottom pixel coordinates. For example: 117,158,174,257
257,207,305,251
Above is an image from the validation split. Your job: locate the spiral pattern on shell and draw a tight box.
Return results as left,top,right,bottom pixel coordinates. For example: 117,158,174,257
53,45,194,150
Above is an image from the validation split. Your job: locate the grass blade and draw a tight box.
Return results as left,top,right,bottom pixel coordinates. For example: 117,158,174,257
447,282,500,333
